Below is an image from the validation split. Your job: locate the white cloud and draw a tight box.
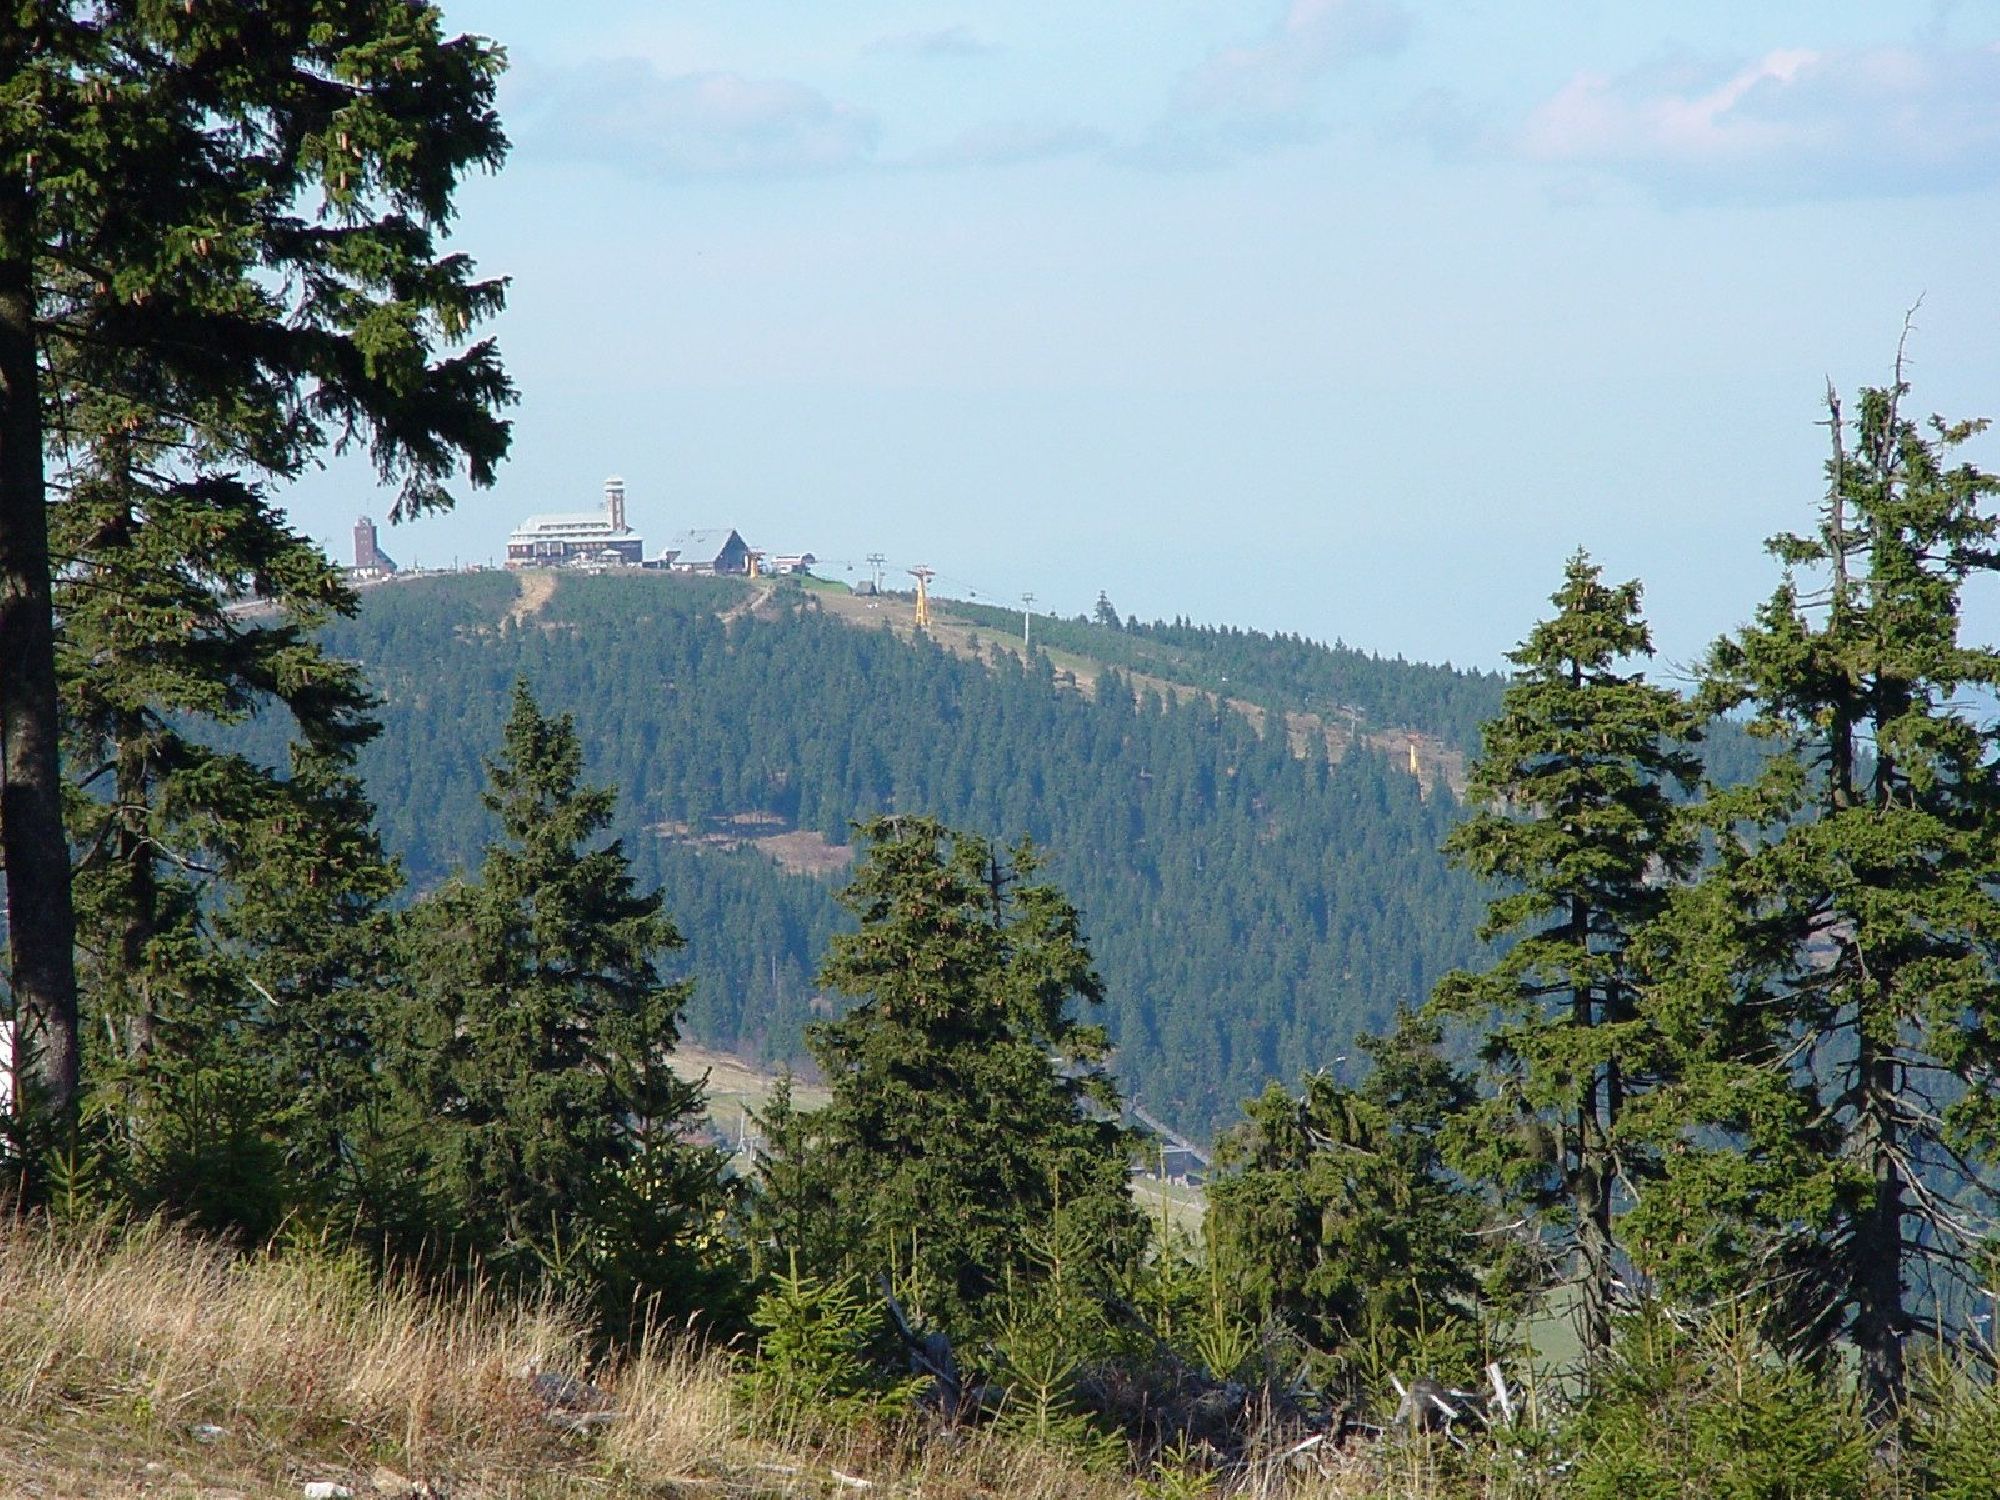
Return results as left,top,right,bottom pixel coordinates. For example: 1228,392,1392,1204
1389,87,1489,162
1136,0,1412,168
510,58,879,178
913,121,1107,168
1517,44,2000,201
868,24,994,58
1177,0,1411,117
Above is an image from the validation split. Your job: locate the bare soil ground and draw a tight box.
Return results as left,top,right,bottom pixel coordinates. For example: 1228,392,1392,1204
650,816,853,878
750,830,853,876
505,568,557,627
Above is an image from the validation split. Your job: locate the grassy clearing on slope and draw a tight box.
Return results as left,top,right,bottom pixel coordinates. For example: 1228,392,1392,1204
0,1217,601,1496
0,1219,1130,1499
670,1045,832,1144
0,1217,1480,1499
1133,1170,1208,1239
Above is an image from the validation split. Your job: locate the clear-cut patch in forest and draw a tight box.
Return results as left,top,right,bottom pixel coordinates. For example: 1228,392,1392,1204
651,814,854,877
505,566,558,625
753,828,855,875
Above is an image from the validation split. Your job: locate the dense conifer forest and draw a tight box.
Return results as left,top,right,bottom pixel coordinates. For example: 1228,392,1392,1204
273,570,1489,1135
945,597,1508,751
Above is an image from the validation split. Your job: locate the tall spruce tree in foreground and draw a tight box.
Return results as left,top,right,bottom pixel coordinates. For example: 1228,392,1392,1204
1428,552,1700,1362
394,684,725,1314
1631,380,2000,1424
769,816,1144,1337
52,448,399,1228
0,2,510,1172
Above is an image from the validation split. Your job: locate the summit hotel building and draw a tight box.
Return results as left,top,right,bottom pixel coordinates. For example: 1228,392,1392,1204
505,476,644,567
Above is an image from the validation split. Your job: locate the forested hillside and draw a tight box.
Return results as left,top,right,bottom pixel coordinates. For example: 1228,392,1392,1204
282,570,1489,1135
942,598,1506,751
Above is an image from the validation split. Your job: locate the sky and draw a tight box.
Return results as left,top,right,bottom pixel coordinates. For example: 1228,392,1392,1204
285,0,2000,675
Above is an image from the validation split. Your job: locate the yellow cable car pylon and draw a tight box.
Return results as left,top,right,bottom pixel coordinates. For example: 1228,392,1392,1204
908,565,935,632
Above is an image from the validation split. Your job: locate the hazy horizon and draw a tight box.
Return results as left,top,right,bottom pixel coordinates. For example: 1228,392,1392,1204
280,1,2000,674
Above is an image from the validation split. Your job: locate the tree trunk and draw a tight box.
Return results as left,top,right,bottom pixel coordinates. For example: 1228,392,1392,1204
1853,663,1908,1424
1574,1122,1614,1361
0,176,79,1155
1573,1048,1616,1362
1597,982,1629,1356
113,735,157,1061
1852,1024,1906,1427
1571,890,1613,1363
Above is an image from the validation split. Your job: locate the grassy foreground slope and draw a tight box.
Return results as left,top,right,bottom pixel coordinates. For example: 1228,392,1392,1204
297,570,1488,1136
0,1219,1146,1500
0,1219,1538,1500
13,1219,1998,1499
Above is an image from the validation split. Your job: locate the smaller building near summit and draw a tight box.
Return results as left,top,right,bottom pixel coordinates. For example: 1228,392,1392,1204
352,515,398,577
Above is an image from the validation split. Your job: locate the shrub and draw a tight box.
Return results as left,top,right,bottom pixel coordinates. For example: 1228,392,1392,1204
739,1257,916,1430
1909,1350,2000,1500
1567,1306,1877,1500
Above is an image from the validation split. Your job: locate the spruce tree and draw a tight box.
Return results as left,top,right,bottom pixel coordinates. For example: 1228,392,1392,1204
746,1073,845,1281
1632,379,2000,1423
54,452,395,1198
779,815,1144,1337
1427,552,1700,1361
0,2,510,1164
394,683,718,1302
215,746,404,1217
1205,1008,1500,1387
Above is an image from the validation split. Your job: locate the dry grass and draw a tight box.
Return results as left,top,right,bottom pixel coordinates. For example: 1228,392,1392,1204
0,1217,1467,1500
669,1046,832,1142
0,1217,596,1495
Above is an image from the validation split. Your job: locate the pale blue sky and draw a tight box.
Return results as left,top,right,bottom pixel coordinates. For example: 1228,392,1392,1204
288,1,2000,672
